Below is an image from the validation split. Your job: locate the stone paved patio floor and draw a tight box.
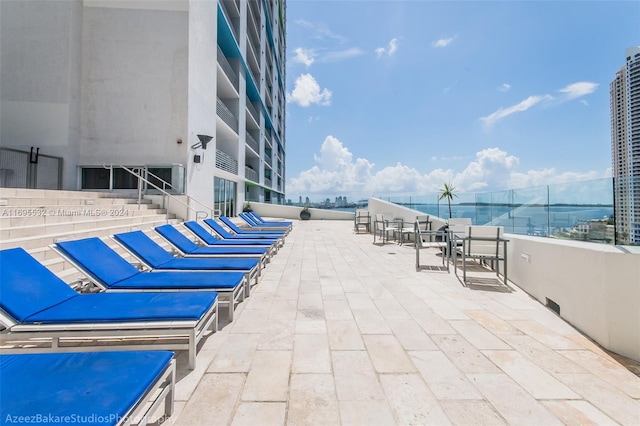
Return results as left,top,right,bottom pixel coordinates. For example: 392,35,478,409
167,220,640,425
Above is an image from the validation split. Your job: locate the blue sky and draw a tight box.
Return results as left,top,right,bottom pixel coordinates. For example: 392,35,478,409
283,0,640,202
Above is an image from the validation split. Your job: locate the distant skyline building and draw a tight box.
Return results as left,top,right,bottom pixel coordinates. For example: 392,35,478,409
611,46,640,245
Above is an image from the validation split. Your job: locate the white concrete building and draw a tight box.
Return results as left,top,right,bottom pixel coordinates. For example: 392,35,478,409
610,46,640,245
0,0,287,217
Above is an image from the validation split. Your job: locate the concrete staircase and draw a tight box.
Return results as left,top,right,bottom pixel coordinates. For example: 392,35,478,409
0,188,180,283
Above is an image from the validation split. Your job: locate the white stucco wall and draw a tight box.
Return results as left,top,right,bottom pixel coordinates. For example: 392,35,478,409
80,4,189,168
0,0,83,188
1,1,192,189
508,235,640,362
184,0,217,215
251,202,353,221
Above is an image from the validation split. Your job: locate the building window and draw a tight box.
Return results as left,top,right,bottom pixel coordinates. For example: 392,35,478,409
81,167,138,190
214,176,237,217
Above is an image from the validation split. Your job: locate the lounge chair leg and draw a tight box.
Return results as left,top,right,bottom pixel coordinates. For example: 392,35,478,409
165,362,176,417
462,255,466,283
188,332,197,370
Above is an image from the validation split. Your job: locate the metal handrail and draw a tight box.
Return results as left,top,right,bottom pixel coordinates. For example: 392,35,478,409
143,169,178,193
103,165,213,221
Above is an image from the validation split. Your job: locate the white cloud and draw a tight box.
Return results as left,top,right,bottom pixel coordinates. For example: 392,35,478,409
293,48,315,67
499,83,511,92
480,95,552,127
376,38,399,58
432,37,455,48
287,138,607,201
287,74,332,107
480,81,598,127
294,19,348,43
288,136,375,196
292,47,364,65
320,48,364,62
453,148,519,192
558,81,598,100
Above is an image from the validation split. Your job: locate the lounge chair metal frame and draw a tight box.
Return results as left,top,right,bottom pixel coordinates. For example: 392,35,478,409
51,241,247,322
154,223,271,267
111,231,261,287
0,304,216,370
130,356,176,425
203,218,285,249
238,212,292,233
219,216,288,238
247,211,293,229
183,220,279,254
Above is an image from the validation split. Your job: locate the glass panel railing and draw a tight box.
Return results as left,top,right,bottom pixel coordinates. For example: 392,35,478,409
548,179,614,243
381,177,618,245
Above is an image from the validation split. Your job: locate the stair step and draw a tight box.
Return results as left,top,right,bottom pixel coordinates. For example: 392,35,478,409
0,188,140,200
0,197,152,207
0,188,184,276
0,207,166,228
0,218,180,251
0,214,173,240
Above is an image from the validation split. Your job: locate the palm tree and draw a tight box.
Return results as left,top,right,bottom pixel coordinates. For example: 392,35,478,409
439,182,457,219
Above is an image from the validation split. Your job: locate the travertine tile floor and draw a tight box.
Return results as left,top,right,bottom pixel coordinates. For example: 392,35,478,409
167,220,640,425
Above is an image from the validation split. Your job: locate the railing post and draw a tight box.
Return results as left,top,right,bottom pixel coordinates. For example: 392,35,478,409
109,165,113,192
137,173,142,209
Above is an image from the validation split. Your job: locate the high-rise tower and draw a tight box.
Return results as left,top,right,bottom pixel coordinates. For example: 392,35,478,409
611,46,640,245
0,0,287,217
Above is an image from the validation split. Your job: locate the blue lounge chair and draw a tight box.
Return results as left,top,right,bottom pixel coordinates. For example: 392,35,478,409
182,220,280,251
112,230,262,285
249,211,293,228
203,219,284,247
239,212,292,232
1,351,175,426
0,247,218,369
220,216,287,237
154,223,271,266
52,237,248,321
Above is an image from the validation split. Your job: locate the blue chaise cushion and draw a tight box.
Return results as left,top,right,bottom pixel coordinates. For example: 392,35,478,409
25,291,218,323
0,351,173,425
0,248,77,322
55,238,141,286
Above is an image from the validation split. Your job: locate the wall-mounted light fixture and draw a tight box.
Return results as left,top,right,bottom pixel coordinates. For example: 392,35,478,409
191,134,213,150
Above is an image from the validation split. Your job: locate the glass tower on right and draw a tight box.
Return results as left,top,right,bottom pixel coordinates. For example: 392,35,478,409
610,46,640,245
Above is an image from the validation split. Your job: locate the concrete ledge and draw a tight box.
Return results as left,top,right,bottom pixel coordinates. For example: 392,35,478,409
508,234,640,362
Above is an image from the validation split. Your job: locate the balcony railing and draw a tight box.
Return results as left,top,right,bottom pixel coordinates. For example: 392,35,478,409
215,149,238,174
216,98,238,133
217,46,238,91
246,97,259,124
219,1,239,42
245,166,258,182
245,133,259,153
